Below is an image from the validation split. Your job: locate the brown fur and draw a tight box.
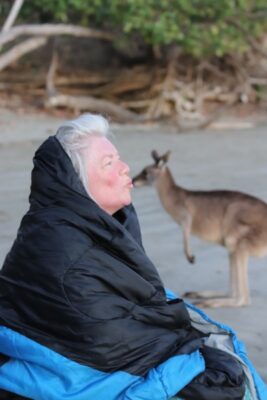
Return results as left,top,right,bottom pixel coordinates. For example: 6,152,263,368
132,150,267,308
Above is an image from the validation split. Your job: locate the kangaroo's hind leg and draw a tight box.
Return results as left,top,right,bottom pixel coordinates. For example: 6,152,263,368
181,214,195,264
192,246,250,308
229,246,250,306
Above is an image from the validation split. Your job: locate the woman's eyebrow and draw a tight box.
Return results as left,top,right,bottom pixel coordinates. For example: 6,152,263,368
102,152,119,160
104,154,114,158
101,154,118,164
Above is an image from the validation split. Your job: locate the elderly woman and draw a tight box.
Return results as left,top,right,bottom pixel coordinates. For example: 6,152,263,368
0,114,266,400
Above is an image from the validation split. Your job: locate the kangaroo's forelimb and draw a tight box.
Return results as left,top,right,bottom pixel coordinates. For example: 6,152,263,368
181,215,195,264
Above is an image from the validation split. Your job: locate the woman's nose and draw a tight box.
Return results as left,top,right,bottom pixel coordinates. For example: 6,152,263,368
120,160,130,175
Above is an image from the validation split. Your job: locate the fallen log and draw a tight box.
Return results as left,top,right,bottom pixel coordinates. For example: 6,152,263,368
45,94,144,123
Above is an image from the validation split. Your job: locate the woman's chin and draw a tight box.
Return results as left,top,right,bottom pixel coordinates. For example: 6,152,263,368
125,195,132,206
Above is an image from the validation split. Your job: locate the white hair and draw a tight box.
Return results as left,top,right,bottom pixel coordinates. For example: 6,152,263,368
56,113,110,194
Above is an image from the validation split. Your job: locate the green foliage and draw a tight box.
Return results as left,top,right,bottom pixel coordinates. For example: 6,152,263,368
17,0,267,57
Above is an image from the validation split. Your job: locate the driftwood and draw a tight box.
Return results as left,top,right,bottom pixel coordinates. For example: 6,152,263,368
44,45,144,123
1,0,24,33
176,97,240,132
45,94,144,123
0,69,113,86
0,37,48,72
96,66,153,98
46,42,59,97
0,1,266,126
0,24,114,48
0,1,264,127
0,22,115,72
250,77,267,85
0,57,260,125
0,35,264,126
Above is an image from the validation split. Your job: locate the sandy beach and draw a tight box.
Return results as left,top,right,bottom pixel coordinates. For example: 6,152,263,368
0,106,266,382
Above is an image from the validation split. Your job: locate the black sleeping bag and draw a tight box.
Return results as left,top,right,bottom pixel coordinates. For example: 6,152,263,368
0,136,246,399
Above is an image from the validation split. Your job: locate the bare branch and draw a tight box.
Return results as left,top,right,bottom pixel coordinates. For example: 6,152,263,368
2,0,24,33
0,24,114,48
0,36,48,72
45,94,144,123
250,77,267,85
46,41,59,97
177,96,240,132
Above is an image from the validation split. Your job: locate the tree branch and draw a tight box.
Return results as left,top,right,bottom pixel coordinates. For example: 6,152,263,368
46,43,59,97
2,0,24,33
0,24,114,48
45,94,144,123
0,36,48,72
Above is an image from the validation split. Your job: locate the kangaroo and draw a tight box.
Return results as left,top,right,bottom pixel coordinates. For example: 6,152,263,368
132,150,267,308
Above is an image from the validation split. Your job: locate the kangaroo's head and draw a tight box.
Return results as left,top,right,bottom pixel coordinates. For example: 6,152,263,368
132,150,171,187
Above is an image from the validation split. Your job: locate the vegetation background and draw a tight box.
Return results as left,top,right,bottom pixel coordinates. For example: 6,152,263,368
0,0,267,128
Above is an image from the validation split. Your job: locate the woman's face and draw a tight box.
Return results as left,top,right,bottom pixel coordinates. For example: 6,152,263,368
86,136,133,215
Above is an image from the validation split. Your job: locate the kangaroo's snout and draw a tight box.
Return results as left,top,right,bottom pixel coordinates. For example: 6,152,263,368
133,150,171,188
132,174,147,187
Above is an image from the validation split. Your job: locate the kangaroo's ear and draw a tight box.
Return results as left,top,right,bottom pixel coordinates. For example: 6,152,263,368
151,150,160,164
161,150,171,164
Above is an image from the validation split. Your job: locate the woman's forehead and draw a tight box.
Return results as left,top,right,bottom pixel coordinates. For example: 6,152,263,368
89,136,118,159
